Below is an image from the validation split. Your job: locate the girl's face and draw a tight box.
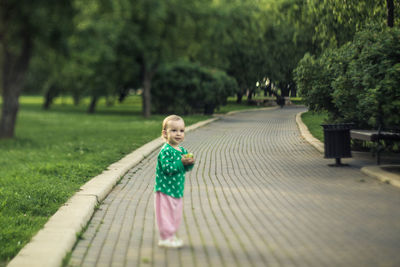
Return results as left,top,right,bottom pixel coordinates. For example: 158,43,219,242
163,119,185,147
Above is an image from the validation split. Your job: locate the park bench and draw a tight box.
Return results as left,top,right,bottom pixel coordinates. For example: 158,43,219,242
350,127,400,165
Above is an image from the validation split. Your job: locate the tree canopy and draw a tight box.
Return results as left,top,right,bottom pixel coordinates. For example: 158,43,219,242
1,0,398,137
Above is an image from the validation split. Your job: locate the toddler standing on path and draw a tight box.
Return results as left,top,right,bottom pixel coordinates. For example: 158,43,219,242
154,115,195,248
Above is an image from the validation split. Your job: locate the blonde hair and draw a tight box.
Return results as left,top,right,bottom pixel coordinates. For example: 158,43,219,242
161,115,184,140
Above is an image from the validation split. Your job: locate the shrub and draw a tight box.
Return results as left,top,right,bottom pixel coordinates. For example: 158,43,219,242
295,25,400,129
294,52,339,118
152,61,239,115
333,25,400,128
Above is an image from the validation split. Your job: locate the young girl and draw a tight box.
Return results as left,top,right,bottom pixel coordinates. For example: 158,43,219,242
154,115,195,248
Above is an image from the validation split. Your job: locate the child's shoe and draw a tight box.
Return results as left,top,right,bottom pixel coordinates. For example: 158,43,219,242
158,235,183,248
171,236,183,247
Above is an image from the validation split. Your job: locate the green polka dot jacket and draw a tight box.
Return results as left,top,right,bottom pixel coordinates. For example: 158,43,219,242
154,143,194,198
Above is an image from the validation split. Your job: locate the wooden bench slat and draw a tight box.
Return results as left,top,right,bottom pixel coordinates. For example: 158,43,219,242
349,128,400,165
350,130,400,142
350,130,378,141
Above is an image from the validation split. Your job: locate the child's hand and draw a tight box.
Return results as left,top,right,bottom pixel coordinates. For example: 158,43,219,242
182,153,195,165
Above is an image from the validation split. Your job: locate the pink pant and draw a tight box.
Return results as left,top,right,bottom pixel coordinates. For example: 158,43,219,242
154,192,183,240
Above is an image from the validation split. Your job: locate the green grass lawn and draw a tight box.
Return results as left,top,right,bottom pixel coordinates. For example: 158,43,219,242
0,95,216,264
301,111,329,142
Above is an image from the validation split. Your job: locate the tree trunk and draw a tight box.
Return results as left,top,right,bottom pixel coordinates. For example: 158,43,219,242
236,92,243,103
142,67,155,118
118,87,129,103
204,104,215,115
87,95,98,114
0,29,32,139
264,84,272,97
1,83,21,138
247,89,254,101
43,86,56,110
387,0,394,27
73,93,80,106
283,87,290,97
290,86,297,97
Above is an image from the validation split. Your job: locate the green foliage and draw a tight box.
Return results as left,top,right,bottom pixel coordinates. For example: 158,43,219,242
68,0,126,103
332,25,400,128
294,50,338,117
0,0,75,47
262,0,315,94
4,0,399,113
152,61,239,115
1,0,75,93
295,25,400,129
304,0,398,51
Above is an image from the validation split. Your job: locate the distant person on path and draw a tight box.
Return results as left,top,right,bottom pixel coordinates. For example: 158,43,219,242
154,115,195,248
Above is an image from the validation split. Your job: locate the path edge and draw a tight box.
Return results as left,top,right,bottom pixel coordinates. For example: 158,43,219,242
295,111,324,153
7,117,219,267
295,111,400,190
361,165,400,189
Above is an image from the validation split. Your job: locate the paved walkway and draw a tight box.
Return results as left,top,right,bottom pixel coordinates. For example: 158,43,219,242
68,106,400,267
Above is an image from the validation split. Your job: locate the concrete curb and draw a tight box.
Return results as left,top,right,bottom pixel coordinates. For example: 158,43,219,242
361,165,400,188
295,111,400,190
295,111,324,153
7,117,219,267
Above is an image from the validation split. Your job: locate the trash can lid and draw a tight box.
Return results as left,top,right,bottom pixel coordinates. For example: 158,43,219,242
321,123,354,130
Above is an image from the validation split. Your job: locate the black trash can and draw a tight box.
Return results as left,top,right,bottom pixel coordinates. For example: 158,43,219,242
321,123,353,166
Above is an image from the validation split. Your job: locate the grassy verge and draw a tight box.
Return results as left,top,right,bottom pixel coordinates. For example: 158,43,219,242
290,97,304,105
0,95,212,264
300,111,328,142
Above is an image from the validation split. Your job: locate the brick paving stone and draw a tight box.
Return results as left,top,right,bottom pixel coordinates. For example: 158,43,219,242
68,106,400,267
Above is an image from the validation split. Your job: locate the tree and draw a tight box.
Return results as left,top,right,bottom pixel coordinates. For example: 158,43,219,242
187,1,269,103
0,0,74,138
65,0,128,113
255,0,315,98
24,41,69,110
121,0,199,117
304,0,399,51
226,3,268,103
